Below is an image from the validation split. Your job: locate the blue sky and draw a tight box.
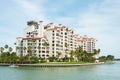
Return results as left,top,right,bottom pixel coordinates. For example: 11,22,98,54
0,0,120,58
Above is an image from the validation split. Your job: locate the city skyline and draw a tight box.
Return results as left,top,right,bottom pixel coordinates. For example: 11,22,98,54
0,0,120,58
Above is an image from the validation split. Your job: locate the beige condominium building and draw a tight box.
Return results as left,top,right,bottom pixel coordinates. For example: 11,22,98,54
16,21,96,59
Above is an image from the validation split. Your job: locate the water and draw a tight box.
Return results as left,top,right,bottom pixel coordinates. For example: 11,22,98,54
0,61,120,80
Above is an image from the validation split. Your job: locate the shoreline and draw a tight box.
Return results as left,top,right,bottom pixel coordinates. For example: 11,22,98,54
0,62,104,67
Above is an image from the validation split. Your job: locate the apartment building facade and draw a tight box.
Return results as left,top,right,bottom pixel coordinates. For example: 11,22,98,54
16,21,96,59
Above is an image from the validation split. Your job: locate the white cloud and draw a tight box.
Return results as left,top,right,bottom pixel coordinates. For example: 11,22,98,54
15,0,48,23
74,0,120,58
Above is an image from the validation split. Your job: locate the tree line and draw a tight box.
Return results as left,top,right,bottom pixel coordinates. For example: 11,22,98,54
0,44,114,64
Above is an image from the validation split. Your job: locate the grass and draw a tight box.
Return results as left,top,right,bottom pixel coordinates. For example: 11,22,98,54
37,62,92,64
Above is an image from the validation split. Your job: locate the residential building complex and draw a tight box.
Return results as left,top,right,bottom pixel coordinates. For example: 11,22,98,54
16,21,97,59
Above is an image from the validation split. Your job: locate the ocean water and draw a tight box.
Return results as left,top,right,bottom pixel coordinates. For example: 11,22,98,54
0,61,120,80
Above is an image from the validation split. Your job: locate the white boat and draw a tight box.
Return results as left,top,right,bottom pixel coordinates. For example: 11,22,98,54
9,64,19,67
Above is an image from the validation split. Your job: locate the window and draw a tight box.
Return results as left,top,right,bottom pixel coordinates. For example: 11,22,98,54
46,55,49,57
56,33,59,36
42,40,45,42
42,47,45,49
42,54,45,56
39,40,41,42
34,51,36,53
52,34,54,36
65,32,67,35
34,47,36,49
42,51,45,53
52,37,54,40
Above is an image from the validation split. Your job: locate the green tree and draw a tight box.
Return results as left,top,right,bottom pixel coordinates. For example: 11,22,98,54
10,52,19,63
106,55,114,61
8,47,13,63
69,50,75,62
37,46,41,51
4,45,9,63
9,47,13,53
27,46,32,56
27,46,32,63
49,55,56,62
16,46,19,51
65,43,69,56
0,47,4,53
31,56,39,63
23,46,27,54
43,41,49,59
0,47,4,63
4,44,9,52
75,46,83,61
99,56,106,62
93,49,100,58
56,52,62,61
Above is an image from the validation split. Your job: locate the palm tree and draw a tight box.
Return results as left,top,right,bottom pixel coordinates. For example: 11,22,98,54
56,52,62,61
0,47,4,53
97,49,100,55
27,46,32,62
75,46,83,61
0,47,4,63
8,47,13,63
4,44,9,63
43,41,49,59
69,50,75,62
23,47,27,55
93,49,97,55
65,43,69,56
37,46,41,58
9,47,13,53
27,46,32,56
93,49,100,58
82,50,88,62
37,45,41,51
4,44,9,52
37,46,41,50
15,46,20,56
16,46,19,51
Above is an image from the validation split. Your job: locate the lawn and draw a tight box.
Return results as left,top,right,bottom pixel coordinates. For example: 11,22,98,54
37,62,92,64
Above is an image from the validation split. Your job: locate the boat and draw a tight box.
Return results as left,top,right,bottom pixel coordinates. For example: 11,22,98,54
9,64,19,67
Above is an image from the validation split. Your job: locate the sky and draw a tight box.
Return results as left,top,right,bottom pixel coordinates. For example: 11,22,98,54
0,0,120,58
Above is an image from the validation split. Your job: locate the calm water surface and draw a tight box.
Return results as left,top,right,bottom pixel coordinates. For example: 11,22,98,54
0,61,120,80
